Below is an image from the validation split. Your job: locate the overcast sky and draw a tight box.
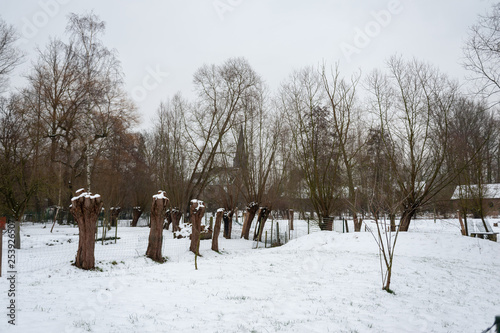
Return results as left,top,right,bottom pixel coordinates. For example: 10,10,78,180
2,0,495,130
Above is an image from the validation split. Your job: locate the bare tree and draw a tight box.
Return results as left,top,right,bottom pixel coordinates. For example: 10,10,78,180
321,64,364,231
280,67,341,223
0,17,23,92
464,3,500,105
368,56,460,231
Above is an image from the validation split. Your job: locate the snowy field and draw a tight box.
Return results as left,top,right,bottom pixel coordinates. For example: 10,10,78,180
0,218,499,332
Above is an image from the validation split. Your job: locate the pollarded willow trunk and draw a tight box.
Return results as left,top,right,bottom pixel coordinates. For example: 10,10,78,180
241,202,259,240
165,210,173,230
146,191,169,262
131,207,142,227
223,210,234,239
171,208,182,232
110,207,121,227
254,207,270,242
212,209,224,252
189,200,206,255
71,191,103,270
399,207,417,232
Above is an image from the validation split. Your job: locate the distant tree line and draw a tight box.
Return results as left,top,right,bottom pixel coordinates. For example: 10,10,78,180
1,5,500,231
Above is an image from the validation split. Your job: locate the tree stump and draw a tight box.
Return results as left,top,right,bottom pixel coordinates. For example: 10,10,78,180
110,207,121,227
71,191,103,270
223,210,234,239
165,210,173,230
212,209,224,252
189,200,206,255
171,208,182,232
146,191,169,262
254,207,270,241
241,202,259,239
131,207,142,227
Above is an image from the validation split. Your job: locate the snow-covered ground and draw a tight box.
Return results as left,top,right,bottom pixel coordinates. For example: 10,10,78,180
0,218,499,332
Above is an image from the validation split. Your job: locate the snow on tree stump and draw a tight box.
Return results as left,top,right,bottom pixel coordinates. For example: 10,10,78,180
131,207,142,227
146,191,169,263
189,199,206,255
212,209,224,252
241,202,259,240
71,190,103,270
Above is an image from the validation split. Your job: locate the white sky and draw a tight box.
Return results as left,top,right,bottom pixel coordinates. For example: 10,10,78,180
2,0,495,130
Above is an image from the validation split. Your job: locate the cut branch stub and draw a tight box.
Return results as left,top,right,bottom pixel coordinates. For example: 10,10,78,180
189,199,206,255
71,192,103,270
146,191,169,262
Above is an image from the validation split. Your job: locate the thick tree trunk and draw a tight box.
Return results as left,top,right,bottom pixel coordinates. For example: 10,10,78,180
71,191,103,270
110,207,120,227
223,210,234,239
146,191,168,262
289,209,294,231
254,207,271,241
241,202,259,240
131,207,142,227
212,209,224,252
390,214,396,232
189,200,206,255
399,208,416,232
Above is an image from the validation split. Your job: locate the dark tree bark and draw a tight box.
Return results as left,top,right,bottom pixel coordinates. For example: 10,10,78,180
189,200,206,255
146,191,169,262
254,207,271,241
241,202,259,240
212,209,224,252
71,192,103,270
223,210,234,239
110,207,121,227
165,209,172,230
171,208,182,232
353,213,362,232
131,207,142,227
289,209,294,230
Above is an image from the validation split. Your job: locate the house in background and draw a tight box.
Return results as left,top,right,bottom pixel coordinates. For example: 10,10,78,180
450,184,500,217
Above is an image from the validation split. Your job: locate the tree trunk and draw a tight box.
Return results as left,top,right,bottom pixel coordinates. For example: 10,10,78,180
399,208,416,232
390,214,396,232
131,207,142,227
189,200,206,255
353,213,362,232
146,191,168,262
165,209,173,230
289,209,294,231
212,209,224,252
170,208,182,232
254,207,270,242
71,192,103,270
110,207,120,227
241,202,259,239
223,210,234,239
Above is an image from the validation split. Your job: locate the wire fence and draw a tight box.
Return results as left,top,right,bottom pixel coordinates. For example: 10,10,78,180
1,216,332,274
